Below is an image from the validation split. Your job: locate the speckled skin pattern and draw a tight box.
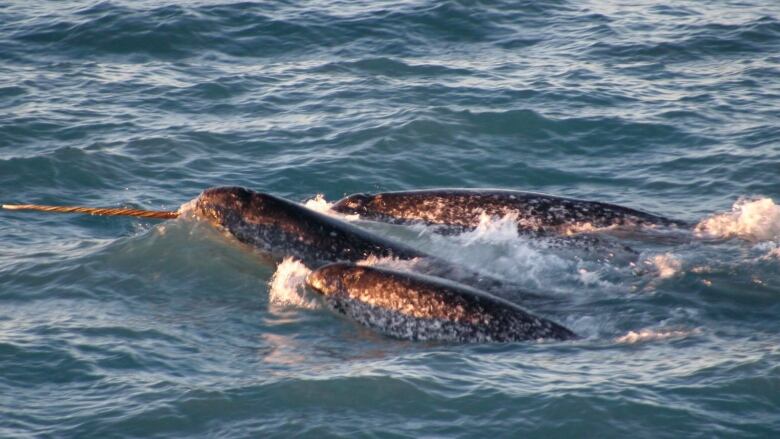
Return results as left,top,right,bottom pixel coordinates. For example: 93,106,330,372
307,263,577,342
332,189,689,233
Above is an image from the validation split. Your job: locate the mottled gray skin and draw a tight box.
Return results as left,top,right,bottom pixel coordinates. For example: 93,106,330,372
306,263,577,342
333,189,689,234
194,187,422,267
193,187,541,300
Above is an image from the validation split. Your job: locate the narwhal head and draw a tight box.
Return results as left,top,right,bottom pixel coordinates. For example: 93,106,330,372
305,262,357,297
191,186,256,228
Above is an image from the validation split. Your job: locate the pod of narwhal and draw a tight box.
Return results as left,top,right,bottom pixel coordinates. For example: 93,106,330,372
191,187,541,302
3,186,687,343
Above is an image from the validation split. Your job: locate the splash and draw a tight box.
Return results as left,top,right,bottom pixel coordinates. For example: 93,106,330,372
303,194,360,220
420,212,624,294
456,213,571,287
695,197,780,241
444,212,522,246
302,193,332,213
268,257,319,309
616,328,698,344
647,253,682,279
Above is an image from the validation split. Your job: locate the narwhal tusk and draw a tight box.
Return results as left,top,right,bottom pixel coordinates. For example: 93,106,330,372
2,203,179,220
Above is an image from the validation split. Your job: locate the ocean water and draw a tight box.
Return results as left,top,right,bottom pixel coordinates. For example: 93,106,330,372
1,0,780,437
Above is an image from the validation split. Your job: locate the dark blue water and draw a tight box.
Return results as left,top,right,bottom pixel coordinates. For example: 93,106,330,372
2,1,780,437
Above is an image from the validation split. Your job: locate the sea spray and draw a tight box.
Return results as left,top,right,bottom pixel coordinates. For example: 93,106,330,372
305,194,360,220
268,257,319,309
302,194,333,214
695,197,780,241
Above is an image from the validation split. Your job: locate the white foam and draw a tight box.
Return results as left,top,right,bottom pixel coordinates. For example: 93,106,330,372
615,328,699,344
695,197,780,241
268,257,319,309
302,193,332,213
302,194,360,220
417,213,624,294
448,214,570,288
646,253,683,279
467,212,522,244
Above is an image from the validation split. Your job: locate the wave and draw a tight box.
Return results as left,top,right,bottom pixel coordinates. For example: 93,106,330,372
312,57,474,78
587,16,780,61
8,0,536,59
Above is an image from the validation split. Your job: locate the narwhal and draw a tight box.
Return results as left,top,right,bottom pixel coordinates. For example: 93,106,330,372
333,189,689,234
306,262,577,342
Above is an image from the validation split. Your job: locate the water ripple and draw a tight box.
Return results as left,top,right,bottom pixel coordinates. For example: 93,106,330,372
2,0,780,437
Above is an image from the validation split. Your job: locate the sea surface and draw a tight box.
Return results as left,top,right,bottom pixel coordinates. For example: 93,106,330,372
2,0,780,437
